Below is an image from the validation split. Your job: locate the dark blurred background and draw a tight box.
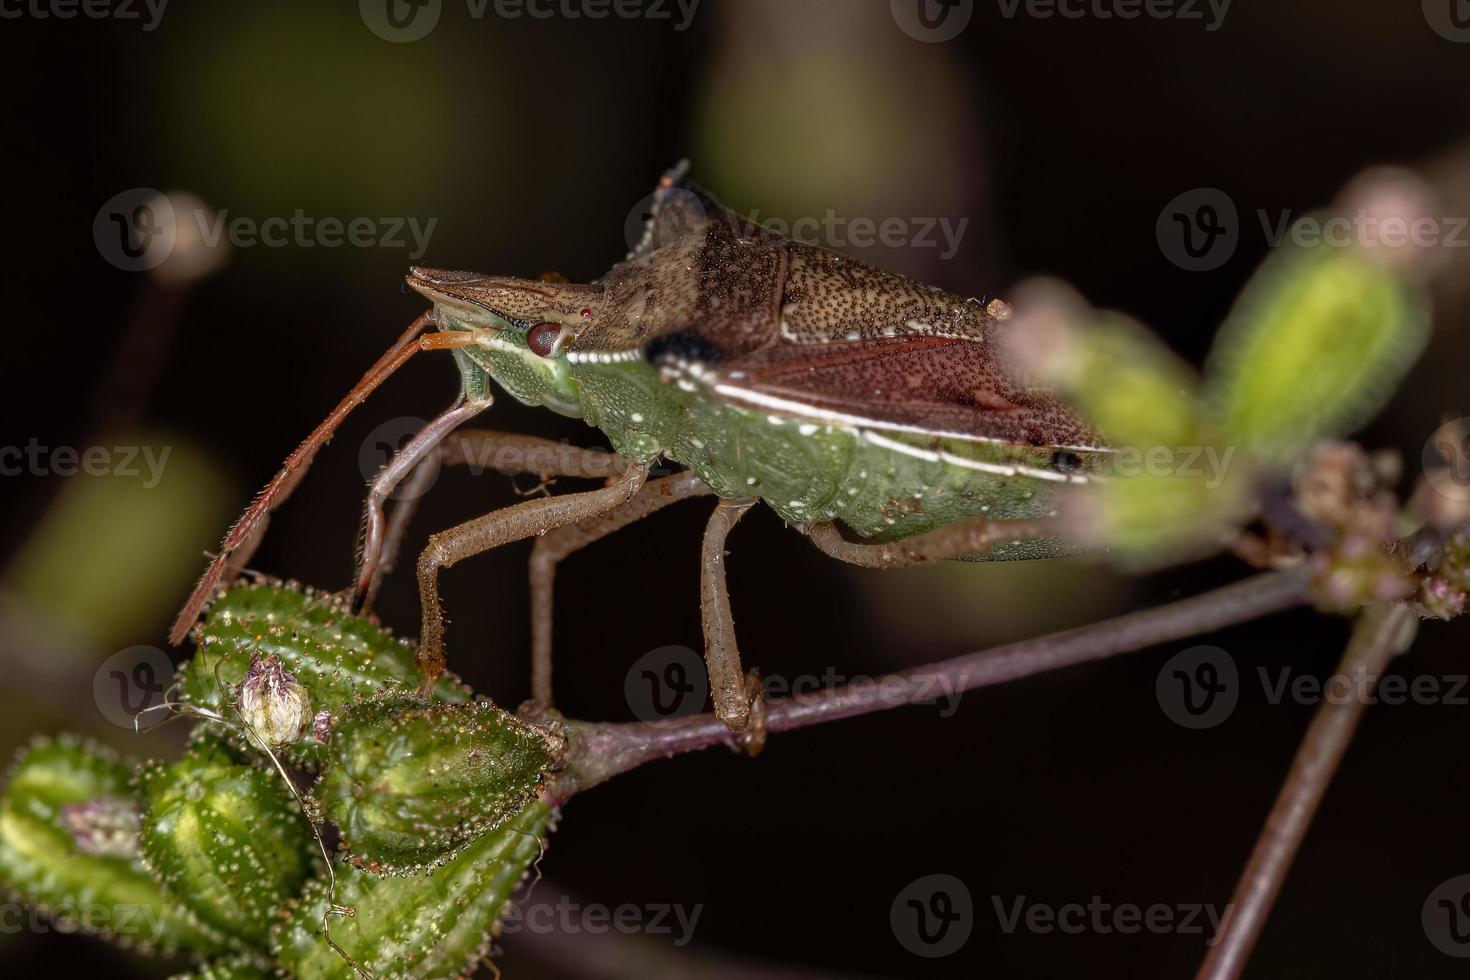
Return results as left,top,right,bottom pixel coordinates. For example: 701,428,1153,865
3,1,1470,976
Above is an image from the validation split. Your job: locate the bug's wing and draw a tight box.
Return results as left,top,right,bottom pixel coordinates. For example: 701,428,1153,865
709,334,1103,450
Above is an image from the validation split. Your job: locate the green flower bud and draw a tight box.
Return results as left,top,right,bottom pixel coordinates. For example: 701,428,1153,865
273,798,553,979
180,582,470,762
313,694,563,874
138,738,316,947
0,735,227,956
1205,228,1429,463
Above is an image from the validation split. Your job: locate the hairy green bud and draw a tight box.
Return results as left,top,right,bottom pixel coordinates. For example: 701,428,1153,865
313,694,563,874
138,738,315,947
273,799,553,979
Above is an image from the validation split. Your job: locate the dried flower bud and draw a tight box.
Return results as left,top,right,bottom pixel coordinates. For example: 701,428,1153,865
236,654,310,751
1419,576,1467,621
60,795,142,859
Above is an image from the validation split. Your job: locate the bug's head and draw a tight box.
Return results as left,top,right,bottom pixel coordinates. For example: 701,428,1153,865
407,267,604,417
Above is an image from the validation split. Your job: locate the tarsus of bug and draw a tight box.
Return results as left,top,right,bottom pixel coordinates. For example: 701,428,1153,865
168,314,492,647
139,645,372,979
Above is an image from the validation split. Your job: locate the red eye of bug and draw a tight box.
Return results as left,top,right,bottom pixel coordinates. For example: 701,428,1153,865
526,321,563,358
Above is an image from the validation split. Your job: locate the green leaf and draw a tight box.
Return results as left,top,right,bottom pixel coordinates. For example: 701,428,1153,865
0,735,227,957
1205,238,1429,462
179,582,470,763
273,798,553,980
313,694,562,874
138,738,316,948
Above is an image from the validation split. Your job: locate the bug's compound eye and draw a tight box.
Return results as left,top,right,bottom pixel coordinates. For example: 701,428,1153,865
527,321,567,358
1050,450,1084,474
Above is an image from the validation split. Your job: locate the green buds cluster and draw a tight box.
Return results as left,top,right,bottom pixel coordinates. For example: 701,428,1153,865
1008,170,1433,566
313,693,562,874
0,736,226,957
1,583,566,978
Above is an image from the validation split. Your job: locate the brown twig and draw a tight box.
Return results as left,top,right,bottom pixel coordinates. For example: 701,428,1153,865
548,567,1312,798
1195,601,1417,980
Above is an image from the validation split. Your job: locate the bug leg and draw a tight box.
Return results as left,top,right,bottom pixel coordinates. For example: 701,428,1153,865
529,471,714,706
415,463,651,690
358,447,444,615
799,515,1062,568
352,397,491,614
363,432,635,611
169,315,489,644
700,498,759,732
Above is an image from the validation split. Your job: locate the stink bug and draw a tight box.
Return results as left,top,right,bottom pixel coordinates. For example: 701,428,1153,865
171,163,1108,734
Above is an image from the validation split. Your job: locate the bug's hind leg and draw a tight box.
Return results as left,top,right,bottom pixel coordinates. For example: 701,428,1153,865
799,516,1062,568
169,314,486,644
529,470,714,706
415,462,650,689
700,498,759,732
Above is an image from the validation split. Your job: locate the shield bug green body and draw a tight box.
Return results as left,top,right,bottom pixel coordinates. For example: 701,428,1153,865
172,164,1106,734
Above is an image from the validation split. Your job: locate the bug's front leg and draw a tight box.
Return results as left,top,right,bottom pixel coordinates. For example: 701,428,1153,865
700,497,759,732
352,397,491,612
168,316,487,645
414,463,650,689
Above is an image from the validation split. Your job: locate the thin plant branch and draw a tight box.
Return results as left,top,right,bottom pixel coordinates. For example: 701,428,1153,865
1195,601,1417,980
549,567,1313,798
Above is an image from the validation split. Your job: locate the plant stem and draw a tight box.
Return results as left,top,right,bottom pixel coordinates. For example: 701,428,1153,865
1195,601,1417,980
549,567,1312,798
